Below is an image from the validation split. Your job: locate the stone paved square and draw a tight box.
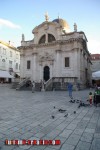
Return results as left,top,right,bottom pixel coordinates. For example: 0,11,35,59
0,85,100,150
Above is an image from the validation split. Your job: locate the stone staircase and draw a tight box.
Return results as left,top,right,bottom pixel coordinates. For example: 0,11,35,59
11,82,19,89
11,78,20,89
35,83,41,91
13,77,79,91
45,77,78,91
45,78,54,91
45,77,67,91
16,77,31,90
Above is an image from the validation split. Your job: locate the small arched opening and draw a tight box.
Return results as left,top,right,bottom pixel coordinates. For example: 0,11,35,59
48,34,56,43
43,66,50,82
39,34,46,44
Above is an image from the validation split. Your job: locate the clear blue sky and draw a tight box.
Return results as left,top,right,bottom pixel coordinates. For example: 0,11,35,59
0,0,100,54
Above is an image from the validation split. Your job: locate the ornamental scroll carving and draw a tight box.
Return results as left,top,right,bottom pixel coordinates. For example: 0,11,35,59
39,52,54,65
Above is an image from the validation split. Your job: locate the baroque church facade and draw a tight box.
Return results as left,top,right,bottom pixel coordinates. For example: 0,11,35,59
18,14,92,90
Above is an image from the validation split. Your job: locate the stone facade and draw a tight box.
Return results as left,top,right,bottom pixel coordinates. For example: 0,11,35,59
91,54,100,72
18,17,92,90
0,41,20,82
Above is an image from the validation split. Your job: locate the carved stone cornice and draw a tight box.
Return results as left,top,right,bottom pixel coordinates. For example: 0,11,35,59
71,48,79,52
55,49,62,53
32,52,38,55
17,46,23,50
18,44,34,50
20,54,25,57
18,37,84,50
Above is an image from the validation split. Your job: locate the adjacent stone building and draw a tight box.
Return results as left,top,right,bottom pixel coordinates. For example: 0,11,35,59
18,15,92,90
91,54,100,72
0,41,20,83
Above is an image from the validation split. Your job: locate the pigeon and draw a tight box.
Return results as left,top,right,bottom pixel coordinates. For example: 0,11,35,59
69,100,75,103
51,116,55,119
64,113,68,117
74,111,76,114
76,100,80,103
58,109,66,113
78,105,80,108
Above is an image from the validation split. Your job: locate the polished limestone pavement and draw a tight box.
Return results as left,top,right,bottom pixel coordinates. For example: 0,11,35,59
0,85,100,150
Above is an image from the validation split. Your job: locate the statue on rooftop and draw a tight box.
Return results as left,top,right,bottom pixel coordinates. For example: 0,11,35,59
45,12,49,21
22,34,25,41
74,23,77,32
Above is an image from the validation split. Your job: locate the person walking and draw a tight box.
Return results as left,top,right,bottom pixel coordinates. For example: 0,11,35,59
67,82,73,99
32,81,35,93
77,83,80,91
89,92,93,106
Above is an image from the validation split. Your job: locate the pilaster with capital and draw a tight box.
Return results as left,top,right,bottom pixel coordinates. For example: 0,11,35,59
39,64,43,81
32,51,38,81
77,48,81,79
56,49,62,77
20,53,25,79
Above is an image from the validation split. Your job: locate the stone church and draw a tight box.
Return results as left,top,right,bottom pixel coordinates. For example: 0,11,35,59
18,14,92,90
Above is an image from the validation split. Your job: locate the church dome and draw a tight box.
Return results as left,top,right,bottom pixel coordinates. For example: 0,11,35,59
52,18,70,33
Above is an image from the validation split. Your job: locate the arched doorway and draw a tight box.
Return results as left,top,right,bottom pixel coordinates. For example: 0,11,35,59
43,66,50,82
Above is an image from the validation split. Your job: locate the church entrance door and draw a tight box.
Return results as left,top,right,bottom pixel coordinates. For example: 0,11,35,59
43,66,50,82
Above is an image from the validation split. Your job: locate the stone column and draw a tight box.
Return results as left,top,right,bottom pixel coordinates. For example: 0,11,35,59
56,50,61,77
20,53,25,81
32,52,37,81
45,33,48,43
50,60,54,78
73,48,79,77
39,62,42,81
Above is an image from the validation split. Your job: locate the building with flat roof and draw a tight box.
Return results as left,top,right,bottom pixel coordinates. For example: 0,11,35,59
0,41,20,83
91,54,100,72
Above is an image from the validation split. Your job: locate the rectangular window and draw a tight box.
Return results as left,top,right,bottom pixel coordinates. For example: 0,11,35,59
3,48,6,54
2,59,6,67
9,60,12,68
65,57,69,67
16,54,18,59
27,60,31,69
10,51,12,57
19,64,20,70
15,63,18,69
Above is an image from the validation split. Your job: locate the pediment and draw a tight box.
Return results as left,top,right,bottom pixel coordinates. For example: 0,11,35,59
32,21,59,33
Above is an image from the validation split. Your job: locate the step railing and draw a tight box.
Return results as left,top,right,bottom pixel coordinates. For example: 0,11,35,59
16,77,30,90
45,77,54,91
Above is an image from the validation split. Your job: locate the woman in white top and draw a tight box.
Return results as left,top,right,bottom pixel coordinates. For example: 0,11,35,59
32,81,35,93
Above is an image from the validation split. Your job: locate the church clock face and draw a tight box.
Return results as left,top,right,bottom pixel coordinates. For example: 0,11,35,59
43,66,50,81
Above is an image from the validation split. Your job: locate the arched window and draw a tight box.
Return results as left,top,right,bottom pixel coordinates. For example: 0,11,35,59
2,59,5,62
39,35,46,44
38,34,56,44
2,59,6,67
48,34,55,43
